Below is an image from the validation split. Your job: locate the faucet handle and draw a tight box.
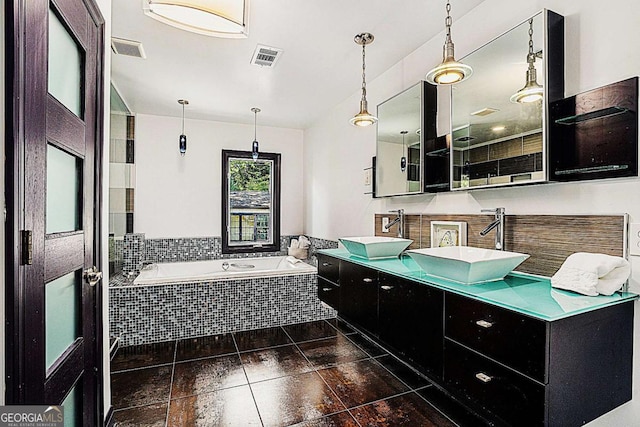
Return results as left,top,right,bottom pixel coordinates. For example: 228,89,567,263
388,209,404,214
481,207,505,215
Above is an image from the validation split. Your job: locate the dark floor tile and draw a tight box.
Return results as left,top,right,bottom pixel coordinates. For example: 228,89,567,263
375,355,432,390
251,371,346,427
327,318,356,335
293,411,359,427
171,354,246,398
346,333,388,357
318,359,409,408
111,341,176,372
234,326,292,351
112,402,167,427
167,385,261,426
175,333,236,362
297,335,369,369
417,386,491,427
351,391,457,427
283,320,340,343
111,365,173,410
241,344,313,383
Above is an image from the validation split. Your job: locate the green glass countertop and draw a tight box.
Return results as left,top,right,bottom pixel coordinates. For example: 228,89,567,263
318,249,638,322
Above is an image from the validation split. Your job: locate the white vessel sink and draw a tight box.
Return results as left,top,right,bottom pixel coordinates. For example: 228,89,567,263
339,236,413,260
406,246,529,285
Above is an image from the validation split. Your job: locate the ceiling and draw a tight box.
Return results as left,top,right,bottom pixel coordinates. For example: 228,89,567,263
110,0,485,129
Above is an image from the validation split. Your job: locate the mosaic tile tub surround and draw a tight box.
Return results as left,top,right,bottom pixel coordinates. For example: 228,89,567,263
118,234,338,275
110,273,336,346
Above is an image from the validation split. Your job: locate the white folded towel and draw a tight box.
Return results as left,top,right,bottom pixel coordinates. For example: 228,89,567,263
298,235,311,249
286,256,302,265
551,252,630,296
290,239,299,249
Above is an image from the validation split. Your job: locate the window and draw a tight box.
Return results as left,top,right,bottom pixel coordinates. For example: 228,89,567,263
222,150,281,253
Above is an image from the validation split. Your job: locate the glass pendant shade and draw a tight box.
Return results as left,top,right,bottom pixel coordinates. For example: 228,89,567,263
143,0,248,38
251,107,260,160
350,100,378,127
178,99,188,156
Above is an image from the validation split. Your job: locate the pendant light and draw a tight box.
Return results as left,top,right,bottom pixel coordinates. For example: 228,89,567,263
178,99,189,156
426,0,472,85
251,107,260,160
510,18,543,103
400,131,408,172
350,33,378,127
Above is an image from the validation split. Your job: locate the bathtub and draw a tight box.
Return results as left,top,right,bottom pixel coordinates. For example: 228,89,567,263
133,256,317,285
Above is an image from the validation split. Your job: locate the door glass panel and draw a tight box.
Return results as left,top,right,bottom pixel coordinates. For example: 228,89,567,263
45,271,81,369
46,144,82,233
62,382,82,427
48,8,83,117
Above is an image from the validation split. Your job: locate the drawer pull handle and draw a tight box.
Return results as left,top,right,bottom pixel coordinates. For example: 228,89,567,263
475,372,492,383
363,278,374,283
476,320,493,328
322,262,331,267
380,285,394,291
322,287,332,292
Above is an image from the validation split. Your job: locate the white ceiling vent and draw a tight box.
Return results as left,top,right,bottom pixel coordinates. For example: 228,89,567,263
250,45,283,68
470,107,499,117
111,37,146,59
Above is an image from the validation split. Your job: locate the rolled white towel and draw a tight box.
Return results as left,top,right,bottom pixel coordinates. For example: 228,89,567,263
290,239,300,249
298,235,311,249
551,252,630,296
286,256,302,265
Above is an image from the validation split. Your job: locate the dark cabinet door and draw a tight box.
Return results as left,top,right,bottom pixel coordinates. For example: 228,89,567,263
339,261,378,336
379,273,444,379
317,253,340,283
318,277,339,310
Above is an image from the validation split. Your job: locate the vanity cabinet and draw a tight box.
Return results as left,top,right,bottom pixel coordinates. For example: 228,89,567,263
378,272,444,379
444,293,634,426
338,261,379,336
318,251,635,427
317,253,339,310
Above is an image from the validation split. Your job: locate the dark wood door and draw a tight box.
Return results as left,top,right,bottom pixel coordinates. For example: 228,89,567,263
5,0,104,425
378,272,444,379
339,261,378,335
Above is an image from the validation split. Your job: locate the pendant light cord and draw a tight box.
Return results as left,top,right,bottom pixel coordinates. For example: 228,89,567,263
444,0,452,42
253,109,257,140
181,102,185,134
527,18,535,64
361,43,367,102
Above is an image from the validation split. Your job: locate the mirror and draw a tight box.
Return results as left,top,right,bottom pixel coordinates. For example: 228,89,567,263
451,10,563,189
376,82,424,197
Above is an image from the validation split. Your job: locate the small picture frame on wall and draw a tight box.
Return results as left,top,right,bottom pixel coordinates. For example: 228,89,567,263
431,221,467,248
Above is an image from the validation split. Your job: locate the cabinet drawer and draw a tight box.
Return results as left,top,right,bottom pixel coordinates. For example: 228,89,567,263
445,293,547,382
318,278,339,310
444,340,545,426
317,254,339,283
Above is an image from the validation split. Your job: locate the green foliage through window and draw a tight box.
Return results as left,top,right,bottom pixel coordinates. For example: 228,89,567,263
229,159,271,191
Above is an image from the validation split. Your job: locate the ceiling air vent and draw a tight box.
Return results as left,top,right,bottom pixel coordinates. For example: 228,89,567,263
470,107,499,117
250,45,283,68
111,37,146,59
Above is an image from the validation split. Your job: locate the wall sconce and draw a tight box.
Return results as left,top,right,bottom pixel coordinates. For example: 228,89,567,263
400,130,408,172
178,99,188,156
426,0,472,85
510,18,543,103
251,107,260,160
350,32,378,127
142,0,249,38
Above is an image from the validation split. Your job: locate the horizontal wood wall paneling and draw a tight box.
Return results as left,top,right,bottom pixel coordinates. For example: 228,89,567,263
375,213,625,277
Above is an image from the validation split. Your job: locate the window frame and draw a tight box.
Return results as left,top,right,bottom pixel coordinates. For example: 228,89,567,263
222,150,281,254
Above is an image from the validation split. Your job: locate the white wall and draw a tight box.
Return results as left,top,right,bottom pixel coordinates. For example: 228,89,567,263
135,113,304,238
303,1,640,425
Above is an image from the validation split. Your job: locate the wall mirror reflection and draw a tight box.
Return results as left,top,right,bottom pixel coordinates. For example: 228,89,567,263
451,10,563,189
376,82,423,197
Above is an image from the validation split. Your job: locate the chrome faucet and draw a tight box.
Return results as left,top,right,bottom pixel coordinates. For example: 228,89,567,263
480,207,505,250
385,209,405,238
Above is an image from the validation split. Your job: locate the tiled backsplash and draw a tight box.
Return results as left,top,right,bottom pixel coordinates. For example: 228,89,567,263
114,233,338,276
375,213,626,277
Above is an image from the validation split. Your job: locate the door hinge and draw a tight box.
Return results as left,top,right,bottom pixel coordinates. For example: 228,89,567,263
21,230,33,265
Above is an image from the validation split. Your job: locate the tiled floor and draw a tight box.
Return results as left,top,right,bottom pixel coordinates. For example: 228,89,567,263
111,319,488,427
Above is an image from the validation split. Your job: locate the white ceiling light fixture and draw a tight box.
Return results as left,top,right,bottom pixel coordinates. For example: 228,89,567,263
426,0,472,85
350,32,378,127
510,18,543,103
142,0,249,38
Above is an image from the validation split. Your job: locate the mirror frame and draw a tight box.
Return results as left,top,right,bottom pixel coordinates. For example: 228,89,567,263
449,9,564,191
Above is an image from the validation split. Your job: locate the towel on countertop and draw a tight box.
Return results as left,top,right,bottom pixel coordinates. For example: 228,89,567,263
550,252,630,296
298,235,311,249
